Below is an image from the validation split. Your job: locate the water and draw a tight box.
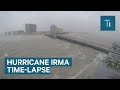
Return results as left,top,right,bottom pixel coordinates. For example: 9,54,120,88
0,34,104,79
66,32,120,49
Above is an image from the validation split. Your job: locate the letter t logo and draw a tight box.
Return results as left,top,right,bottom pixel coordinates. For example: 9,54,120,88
101,16,115,31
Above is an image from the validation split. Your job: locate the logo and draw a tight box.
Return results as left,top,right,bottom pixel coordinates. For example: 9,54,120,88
100,16,115,31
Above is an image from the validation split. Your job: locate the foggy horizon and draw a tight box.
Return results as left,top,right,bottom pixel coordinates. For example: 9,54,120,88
0,11,120,34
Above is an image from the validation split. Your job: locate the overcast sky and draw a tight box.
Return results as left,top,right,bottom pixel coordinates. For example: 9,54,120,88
0,11,120,34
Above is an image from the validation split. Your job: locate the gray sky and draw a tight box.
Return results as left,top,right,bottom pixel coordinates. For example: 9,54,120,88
0,11,120,34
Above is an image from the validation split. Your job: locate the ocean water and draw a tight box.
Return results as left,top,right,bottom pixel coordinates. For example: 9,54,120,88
67,32,120,49
0,34,104,79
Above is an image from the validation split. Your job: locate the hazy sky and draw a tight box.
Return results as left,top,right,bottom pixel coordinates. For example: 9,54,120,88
0,11,120,34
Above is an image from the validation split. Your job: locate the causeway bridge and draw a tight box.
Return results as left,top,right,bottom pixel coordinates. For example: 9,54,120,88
45,33,120,55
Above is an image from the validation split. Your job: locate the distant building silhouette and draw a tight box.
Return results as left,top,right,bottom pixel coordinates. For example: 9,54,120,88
50,24,63,34
4,30,25,35
25,24,37,35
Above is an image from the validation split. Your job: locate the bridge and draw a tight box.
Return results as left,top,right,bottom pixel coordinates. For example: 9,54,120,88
46,33,120,71
46,33,120,55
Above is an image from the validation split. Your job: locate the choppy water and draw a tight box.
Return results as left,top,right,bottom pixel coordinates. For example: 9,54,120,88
0,34,104,79
67,32,120,49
